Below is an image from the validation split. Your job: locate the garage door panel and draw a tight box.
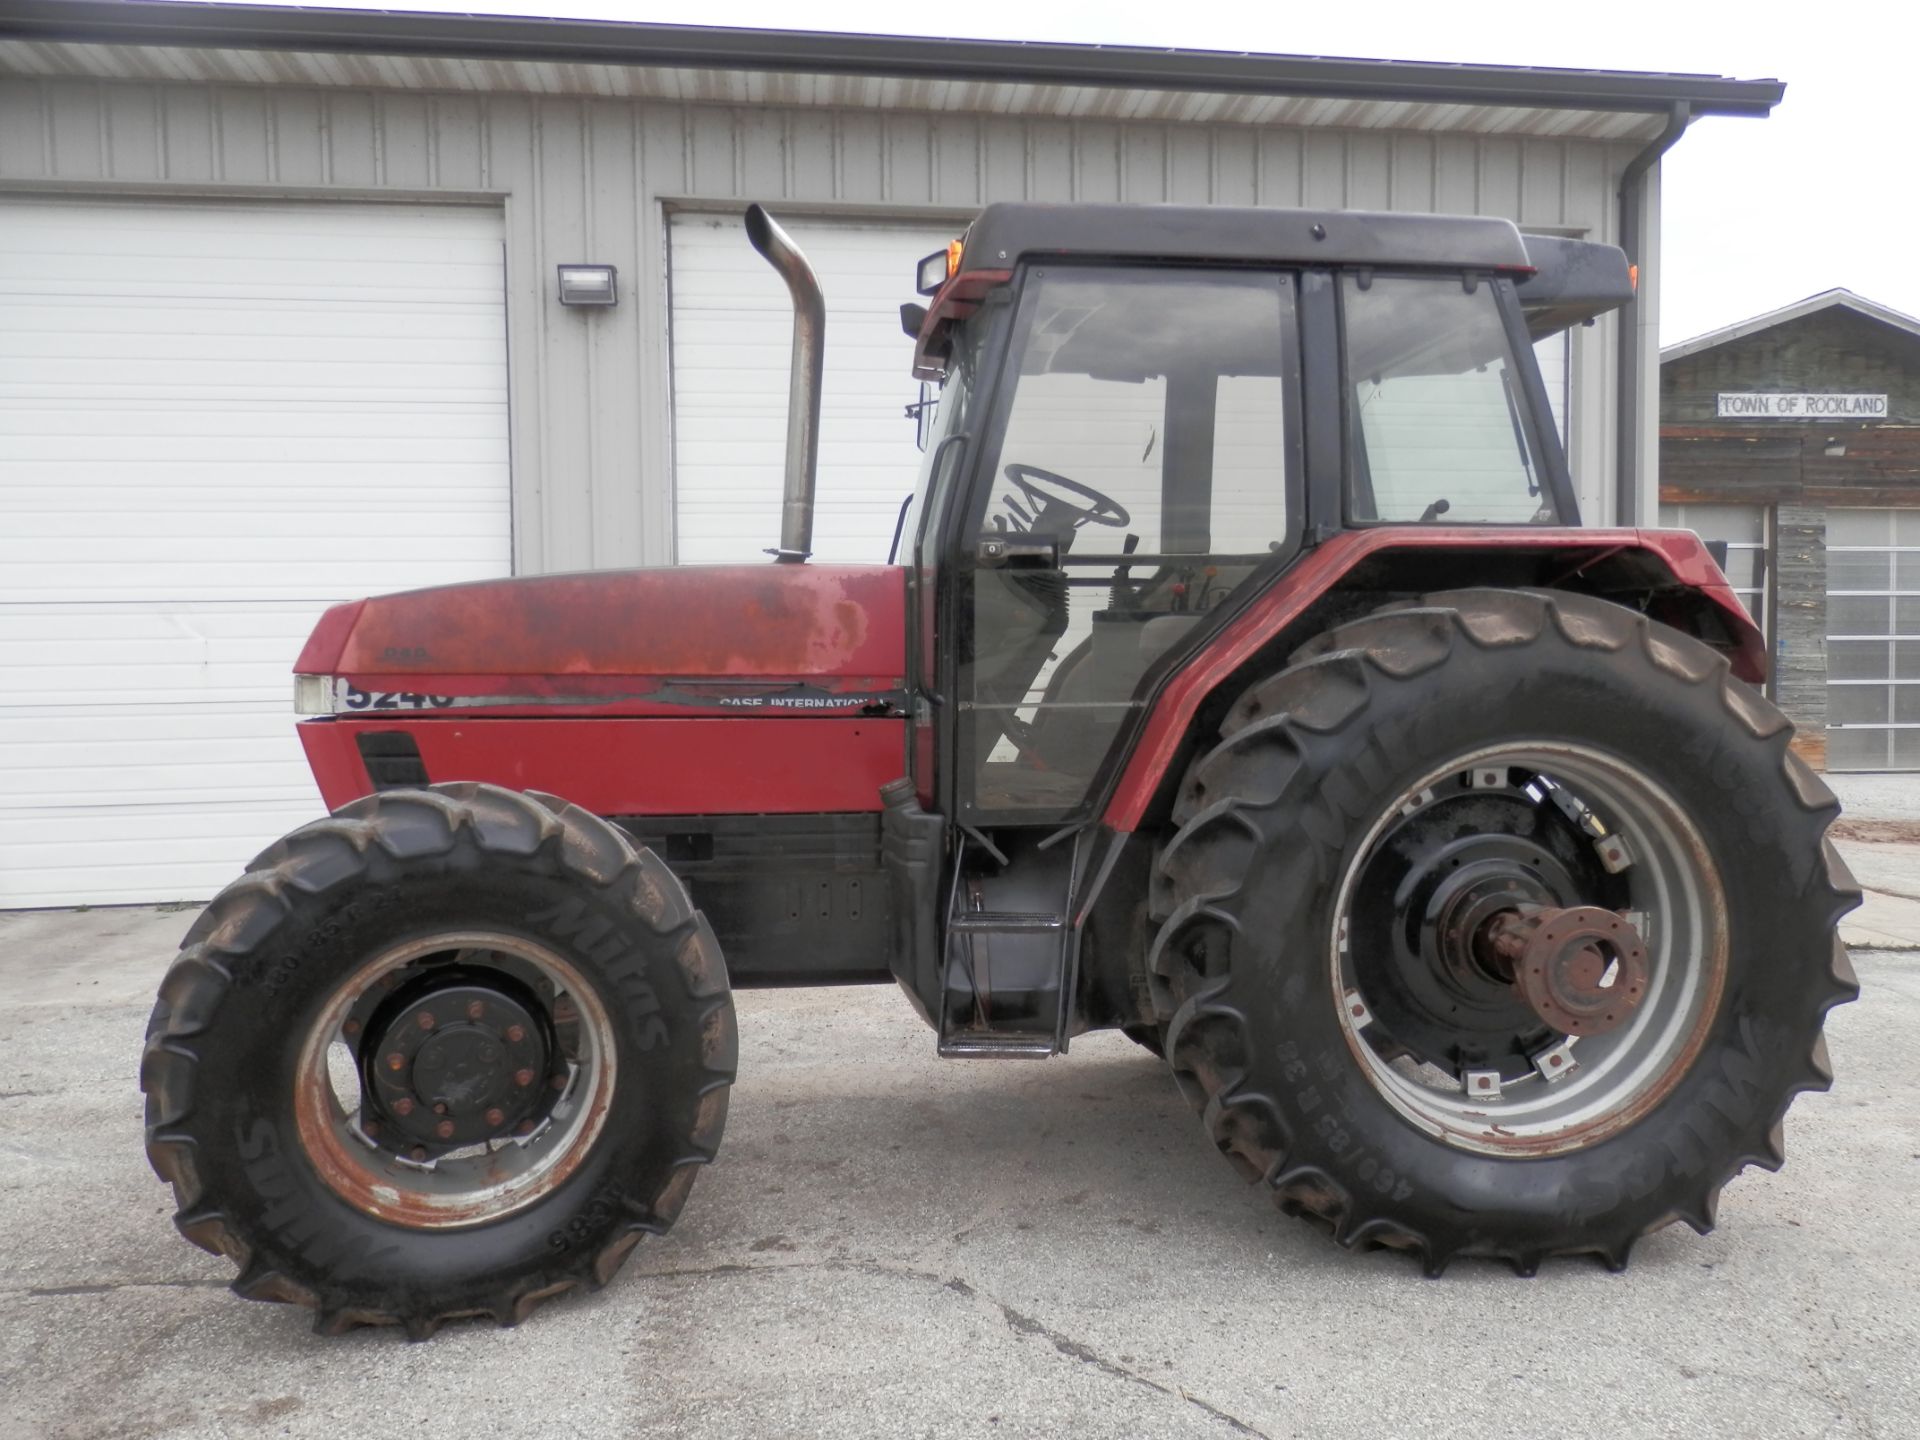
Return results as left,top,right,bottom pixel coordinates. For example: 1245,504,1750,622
0,322,507,368
3,405,507,442
0,801,330,909
0,299,508,342
6,509,508,541
671,212,954,565
0,554,507,604
0,197,511,907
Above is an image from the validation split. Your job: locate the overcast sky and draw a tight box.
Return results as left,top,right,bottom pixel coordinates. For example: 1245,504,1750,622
283,0,1919,344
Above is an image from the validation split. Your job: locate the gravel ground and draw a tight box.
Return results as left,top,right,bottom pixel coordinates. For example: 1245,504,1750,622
1,903,1916,1440
1828,771,1920,824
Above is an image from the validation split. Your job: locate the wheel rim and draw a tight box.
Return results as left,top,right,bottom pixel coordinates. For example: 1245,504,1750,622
293,930,617,1228
1329,742,1727,1158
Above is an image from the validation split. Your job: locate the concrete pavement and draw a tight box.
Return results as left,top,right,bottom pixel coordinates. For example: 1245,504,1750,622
1,897,1917,1440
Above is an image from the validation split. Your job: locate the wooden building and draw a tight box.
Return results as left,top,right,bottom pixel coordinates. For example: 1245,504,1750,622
1660,290,1920,770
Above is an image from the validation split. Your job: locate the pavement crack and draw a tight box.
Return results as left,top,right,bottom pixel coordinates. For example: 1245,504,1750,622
18,1278,228,1298
639,1257,1271,1437
995,1299,1271,1439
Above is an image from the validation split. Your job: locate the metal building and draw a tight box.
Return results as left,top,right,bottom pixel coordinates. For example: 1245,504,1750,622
0,1,1782,905
1660,290,1920,772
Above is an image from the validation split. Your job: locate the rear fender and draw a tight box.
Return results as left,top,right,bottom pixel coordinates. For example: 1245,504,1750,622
1101,526,1764,833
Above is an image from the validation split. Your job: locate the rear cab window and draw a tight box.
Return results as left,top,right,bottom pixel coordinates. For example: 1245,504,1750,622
1342,275,1559,525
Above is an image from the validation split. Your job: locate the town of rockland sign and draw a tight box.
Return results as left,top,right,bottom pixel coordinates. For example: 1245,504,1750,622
1717,393,1889,417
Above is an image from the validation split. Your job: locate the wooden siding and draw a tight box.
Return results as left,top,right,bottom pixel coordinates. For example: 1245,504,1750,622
0,76,1635,570
1660,306,1920,508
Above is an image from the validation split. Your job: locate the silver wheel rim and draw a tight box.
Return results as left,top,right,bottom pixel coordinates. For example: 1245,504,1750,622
1329,742,1727,1158
293,931,617,1229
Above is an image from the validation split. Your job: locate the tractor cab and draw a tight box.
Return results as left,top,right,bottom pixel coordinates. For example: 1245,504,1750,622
897,206,1623,830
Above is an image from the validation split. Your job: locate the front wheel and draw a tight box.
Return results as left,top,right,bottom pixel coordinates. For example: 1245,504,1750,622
1149,589,1859,1273
142,783,736,1336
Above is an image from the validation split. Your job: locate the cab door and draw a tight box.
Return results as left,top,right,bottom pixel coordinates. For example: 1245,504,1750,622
940,265,1303,827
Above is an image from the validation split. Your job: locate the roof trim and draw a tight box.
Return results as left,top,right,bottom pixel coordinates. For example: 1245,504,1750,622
1662,288,1920,363
0,2,1787,118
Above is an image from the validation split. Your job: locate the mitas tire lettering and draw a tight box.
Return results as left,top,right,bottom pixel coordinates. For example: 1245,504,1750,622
1148,588,1859,1274
140,782,738,1336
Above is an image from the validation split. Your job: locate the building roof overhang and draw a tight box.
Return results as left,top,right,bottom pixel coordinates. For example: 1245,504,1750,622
0,1,1786,141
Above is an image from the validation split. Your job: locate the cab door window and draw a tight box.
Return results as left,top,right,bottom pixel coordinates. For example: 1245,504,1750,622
956,266,1299,820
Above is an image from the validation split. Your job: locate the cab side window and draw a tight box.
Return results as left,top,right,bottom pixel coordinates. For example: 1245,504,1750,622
1343,275,1556,525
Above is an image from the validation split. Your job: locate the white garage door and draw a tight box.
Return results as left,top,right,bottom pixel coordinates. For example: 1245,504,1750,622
670,213,958,563
1826,507,1920,772
0,197,511,908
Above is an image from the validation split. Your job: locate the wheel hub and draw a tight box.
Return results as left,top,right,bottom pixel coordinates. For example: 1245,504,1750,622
1348,790,1610,1076
363,977,552,1150
1482,905,1650,1037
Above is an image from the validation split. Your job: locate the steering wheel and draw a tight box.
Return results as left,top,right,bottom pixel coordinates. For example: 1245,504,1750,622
1004,463,1131,531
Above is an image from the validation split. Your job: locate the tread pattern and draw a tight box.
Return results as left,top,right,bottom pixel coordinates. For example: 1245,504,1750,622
1149,588,1861,1275
142,782,736,1336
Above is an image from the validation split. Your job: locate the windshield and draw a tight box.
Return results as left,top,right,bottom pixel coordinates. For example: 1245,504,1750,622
1343,275,1557,525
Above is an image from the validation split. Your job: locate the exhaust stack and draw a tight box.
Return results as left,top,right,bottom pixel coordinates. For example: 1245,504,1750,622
745,204,825,563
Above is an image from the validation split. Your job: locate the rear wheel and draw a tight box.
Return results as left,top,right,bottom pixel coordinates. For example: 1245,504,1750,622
142,783,735,1335
1149,589,1859,1272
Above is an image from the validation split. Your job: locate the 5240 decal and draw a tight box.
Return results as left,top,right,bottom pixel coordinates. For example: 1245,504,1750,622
342,685,455,711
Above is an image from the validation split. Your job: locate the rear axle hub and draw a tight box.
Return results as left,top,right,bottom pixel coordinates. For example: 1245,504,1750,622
1483,905,1649,1037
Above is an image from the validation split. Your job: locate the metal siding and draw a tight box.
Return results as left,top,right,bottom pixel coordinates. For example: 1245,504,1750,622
0,76,1632,565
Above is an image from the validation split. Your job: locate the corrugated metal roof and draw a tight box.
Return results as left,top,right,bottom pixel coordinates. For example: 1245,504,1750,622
0,3,1786,140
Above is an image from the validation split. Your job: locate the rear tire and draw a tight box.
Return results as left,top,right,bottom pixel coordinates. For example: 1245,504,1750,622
142,783,735,1336
1149,589,1859,1273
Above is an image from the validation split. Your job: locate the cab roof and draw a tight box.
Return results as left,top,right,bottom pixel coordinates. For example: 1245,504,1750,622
961,203,1534,272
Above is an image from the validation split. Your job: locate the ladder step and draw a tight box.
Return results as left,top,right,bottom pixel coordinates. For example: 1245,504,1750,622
938,1034,1058,1059
950,911,1063,933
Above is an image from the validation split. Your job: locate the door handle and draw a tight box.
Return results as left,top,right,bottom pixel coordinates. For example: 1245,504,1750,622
976,535,1060,567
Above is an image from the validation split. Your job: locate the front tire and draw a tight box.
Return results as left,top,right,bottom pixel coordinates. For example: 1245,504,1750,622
142,783,736,1335
1149,589,1859,1273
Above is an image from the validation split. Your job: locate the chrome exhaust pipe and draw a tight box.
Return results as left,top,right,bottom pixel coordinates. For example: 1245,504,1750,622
745,204,824,563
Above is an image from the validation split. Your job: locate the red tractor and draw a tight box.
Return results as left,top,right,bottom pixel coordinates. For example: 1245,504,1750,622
143,203,1858,1336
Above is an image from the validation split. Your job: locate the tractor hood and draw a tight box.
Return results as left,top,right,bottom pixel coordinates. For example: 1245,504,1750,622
293,564,907,718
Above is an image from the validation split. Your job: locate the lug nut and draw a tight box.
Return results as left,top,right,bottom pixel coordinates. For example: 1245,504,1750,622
514,1119,535,1137
386,1052,405,1072
436,1120,456,1140
515,1068,535,1087
416,1011,435,1030
550,1074,567,1091
506,1024,526,1044
434,1102,449,1115
342,1019,361,1038
410,1145,428,1162
363,1118,380,1137
391,1098,415,1117
467,999,486,1020
485,1107,506,1128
